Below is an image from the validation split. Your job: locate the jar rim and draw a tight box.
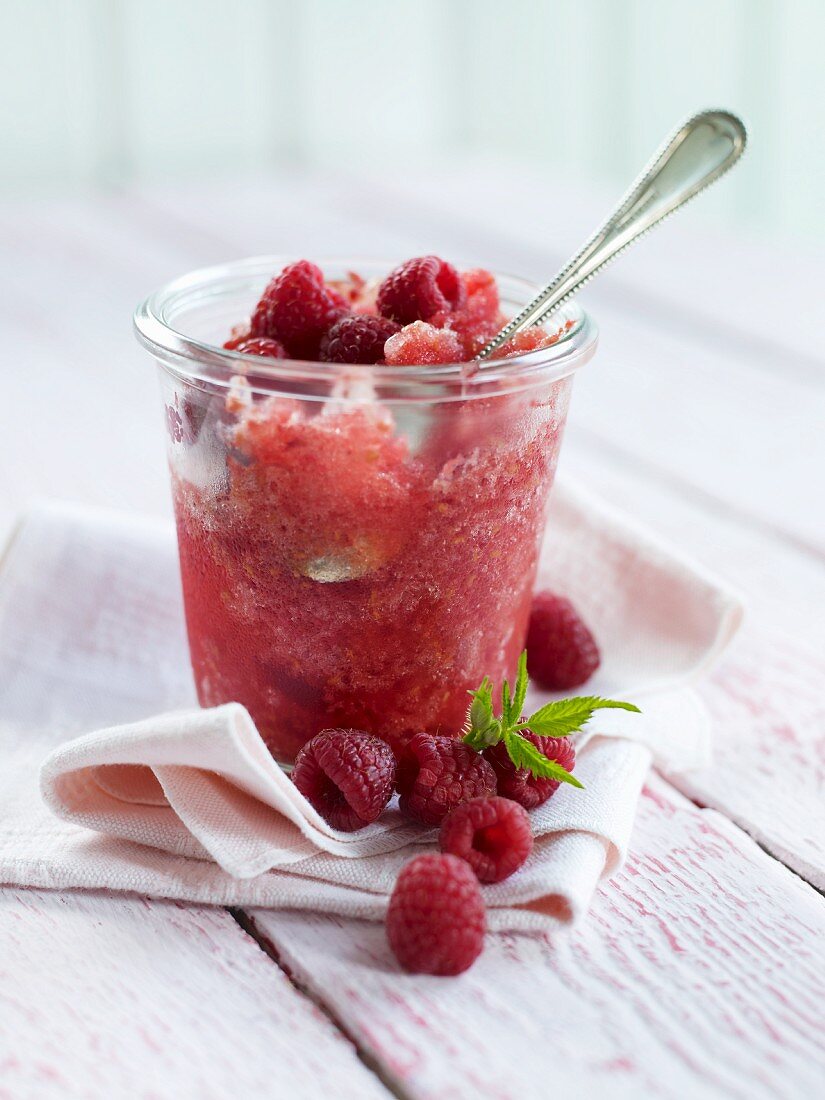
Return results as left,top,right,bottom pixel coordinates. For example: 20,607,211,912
133,255,598,398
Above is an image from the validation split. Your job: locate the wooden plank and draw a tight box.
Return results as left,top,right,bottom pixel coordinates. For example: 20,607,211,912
248,775,825,1100
1,181,823,1100
0,889,390,1100
562,438,825,648
557,441,825,885
686,630,825,890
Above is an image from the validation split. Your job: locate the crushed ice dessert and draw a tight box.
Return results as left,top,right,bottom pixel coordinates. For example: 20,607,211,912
165,256,581,762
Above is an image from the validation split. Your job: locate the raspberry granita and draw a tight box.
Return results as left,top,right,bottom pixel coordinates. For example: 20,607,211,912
135,257,597,763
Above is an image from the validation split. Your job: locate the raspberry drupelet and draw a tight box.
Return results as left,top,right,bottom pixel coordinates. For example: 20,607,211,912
439,796,533,884
386,853,486,975
232,336,288,359
320,314,400,364
291,728,397,831
485,730,576,811
526,590,601,690
376,255,466,326
395,733,497,826
250,260,347,358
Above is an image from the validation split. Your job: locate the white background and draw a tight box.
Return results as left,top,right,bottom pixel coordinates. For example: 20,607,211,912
2,0,824,248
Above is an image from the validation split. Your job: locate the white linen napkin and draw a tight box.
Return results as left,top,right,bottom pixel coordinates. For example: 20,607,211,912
0,482,743,930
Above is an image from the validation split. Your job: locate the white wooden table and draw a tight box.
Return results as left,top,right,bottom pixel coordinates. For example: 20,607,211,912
1,166,824,1100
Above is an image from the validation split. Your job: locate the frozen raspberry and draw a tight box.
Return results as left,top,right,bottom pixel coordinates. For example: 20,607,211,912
165,396,209,445
233,337,288,359
377,256,466,325
250,260,347,359
384,321,464,366
223,322,252,350
499,327,561,358
439,796,532,884
396,733,496,826
386,853,486,975
485,731,576,810
320,314,400,364
292,728,397,832
165,405,186,443
326,271,380,315
434,268,500,332
527,590,601,690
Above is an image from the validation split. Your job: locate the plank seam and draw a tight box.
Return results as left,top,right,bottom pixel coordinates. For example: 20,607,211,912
230,908,409,1100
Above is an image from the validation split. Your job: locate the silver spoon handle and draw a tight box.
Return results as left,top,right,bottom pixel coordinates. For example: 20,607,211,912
477,108,747,361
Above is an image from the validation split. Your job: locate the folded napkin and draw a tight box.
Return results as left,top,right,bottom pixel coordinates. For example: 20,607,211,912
0,482,743,930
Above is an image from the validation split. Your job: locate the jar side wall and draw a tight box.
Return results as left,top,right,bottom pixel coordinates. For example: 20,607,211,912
158,364,576,761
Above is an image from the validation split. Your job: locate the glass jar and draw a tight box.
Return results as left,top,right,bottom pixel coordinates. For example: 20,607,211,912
134,258,597,764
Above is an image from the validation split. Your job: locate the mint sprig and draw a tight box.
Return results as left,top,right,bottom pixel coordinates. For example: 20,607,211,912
462,650,640,788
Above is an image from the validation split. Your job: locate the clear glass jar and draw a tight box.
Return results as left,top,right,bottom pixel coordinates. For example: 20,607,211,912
134,257,598,764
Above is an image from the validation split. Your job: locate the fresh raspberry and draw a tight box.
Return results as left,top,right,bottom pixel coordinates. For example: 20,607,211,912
384,321,464,366
377,256,466,325
386,853,486,975
439,796,532,884
396,733,496,826
250,260,347,359
232,337,288,359
292,728,397,832
485,731,576,810
320,314,400,364
526,590,601,690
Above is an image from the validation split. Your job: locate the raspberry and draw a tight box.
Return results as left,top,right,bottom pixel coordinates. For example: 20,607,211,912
485,731,576,810
223,323,252,350
326,271,380,315
434,268,500,332
386,853,485,975
165,396,209,445
377,256,466,325
499,327,561,358
384,321,464,366
320,314,400,364
526,590,601,690
439,796,532,883
250,260,347,359
396,733,496,826
292,728,397,832
233,337,288,359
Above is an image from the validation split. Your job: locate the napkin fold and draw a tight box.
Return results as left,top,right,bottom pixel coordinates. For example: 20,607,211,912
0,481,743,930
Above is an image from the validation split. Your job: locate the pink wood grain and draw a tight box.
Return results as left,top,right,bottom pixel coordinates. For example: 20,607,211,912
681,627,825,888
0,889,388,1100
249,774,825,1100
1,174,824,1098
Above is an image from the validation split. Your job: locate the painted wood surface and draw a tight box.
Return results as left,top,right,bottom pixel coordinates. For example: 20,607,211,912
250,775,825,1100
1,169,822,880
0,889,389,1100
1,169,824,1098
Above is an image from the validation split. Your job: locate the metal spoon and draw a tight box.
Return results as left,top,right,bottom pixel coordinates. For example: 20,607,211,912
477,108,747,361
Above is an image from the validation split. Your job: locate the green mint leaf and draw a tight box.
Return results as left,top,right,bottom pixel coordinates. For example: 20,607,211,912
504,731,584,788
522,696,641,738
510,650,529,725
501,679,512,727
463,677,502,750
